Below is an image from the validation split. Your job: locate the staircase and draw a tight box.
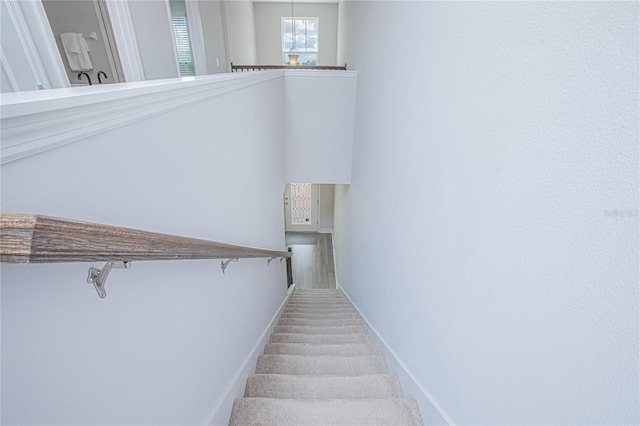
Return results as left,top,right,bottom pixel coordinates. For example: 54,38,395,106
229,289,424,425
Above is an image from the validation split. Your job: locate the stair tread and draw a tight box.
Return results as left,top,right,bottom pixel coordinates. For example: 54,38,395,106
264,342,377,356
287,299,349,303
278,318,362,326
286,304,351,308
283,311,356,315
270,333,370,344
256,354,388,375
274,325,364,334
280,312,358,319
244,374,403,398
284,307,355,311
229,398,423,425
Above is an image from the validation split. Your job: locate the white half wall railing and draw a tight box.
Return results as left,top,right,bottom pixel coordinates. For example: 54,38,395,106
1,70,358,186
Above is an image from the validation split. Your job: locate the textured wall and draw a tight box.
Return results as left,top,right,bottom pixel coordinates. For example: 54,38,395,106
1,76,287,424
284,71,356,184
334,1,638,424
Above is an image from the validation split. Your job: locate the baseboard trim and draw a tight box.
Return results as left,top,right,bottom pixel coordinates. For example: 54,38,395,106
206,284,296,425
338,286,455,426
330,231,340,289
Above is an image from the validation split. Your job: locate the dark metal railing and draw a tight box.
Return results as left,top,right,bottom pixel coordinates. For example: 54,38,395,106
231,63,347,72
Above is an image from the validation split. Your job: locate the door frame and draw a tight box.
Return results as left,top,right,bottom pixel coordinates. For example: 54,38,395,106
1,0,65,90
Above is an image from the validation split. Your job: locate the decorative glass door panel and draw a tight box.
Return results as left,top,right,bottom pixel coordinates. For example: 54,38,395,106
291,183,312,225
284,184,318,232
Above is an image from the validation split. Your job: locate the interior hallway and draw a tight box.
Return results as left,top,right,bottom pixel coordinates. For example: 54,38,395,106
286,232,336,289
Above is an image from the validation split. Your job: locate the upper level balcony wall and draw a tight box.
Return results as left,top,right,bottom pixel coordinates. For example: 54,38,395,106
284,69,357,184
2,69,358,183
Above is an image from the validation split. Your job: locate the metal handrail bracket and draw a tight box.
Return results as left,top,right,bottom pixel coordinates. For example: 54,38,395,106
87,261,131,299
221,258,239,274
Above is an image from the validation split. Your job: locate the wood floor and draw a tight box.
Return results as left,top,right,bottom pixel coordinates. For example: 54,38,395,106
286,233,336,289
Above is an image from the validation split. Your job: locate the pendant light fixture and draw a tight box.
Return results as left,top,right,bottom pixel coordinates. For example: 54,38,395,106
288,0,298,66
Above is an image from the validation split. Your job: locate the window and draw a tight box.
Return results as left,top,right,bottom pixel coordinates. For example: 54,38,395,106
282,18,318,66
171,16,194,77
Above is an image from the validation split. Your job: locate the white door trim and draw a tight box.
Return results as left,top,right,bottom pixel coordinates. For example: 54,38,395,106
184,0,208,75
96,0,125,83
13,0,69,89
3,0,55,90
104,0,145,82
1,47,20,92
163,0,182,77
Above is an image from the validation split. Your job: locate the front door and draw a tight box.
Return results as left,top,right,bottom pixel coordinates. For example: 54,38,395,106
284,183,318,232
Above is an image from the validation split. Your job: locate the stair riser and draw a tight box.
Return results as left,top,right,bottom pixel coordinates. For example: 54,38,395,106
256,355,388,375
280,312,358,319
283,309,356,314
274,325,364,335
244,374,403,399
270,333,370,344
285,304,352,308
288,297,348,300
288,297,349,300
284,305,355,312
229,398,423,425
289,295,346,298
263,343,378,356
278,318,361,326
289,297,346,301
286,302,351,307
282,312,356,317
289,294,346,298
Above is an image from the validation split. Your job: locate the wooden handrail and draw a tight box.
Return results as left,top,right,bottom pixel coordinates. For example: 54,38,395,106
231,63,347,72
0,214,291,264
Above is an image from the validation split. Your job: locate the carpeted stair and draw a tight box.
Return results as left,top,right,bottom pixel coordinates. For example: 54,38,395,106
229,289,424,425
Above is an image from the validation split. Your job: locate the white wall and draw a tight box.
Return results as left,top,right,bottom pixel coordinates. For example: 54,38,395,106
254,2,338,66
223,0,257,65
335,1,639,425
199,0,228,74
284,70,356,184
128,0,180,80
319,184,334,231
1,73,287,425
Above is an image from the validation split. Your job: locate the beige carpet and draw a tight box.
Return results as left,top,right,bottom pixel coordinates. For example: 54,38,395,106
229,289,424,425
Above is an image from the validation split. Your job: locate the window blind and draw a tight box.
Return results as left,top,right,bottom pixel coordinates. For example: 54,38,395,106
171,17,195,77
